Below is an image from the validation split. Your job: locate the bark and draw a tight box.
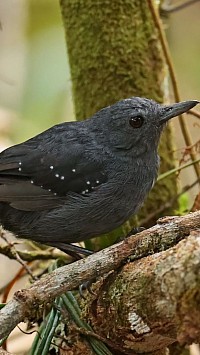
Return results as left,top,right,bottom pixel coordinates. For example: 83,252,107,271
60,0,165,118
0,211,199,352
59,0,178,240
83,234,200,354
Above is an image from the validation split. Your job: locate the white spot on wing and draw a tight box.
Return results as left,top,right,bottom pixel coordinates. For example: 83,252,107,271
50,166,54,170
72,169,76,173
55,174,59,178
61,176,64,180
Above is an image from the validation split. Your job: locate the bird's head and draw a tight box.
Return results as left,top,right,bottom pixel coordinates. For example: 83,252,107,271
92,97,199,157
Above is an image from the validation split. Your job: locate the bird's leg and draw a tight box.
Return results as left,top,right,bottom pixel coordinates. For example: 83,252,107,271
47,228,145,296
79,228,145,297
46,241,94,260
45,241,96,294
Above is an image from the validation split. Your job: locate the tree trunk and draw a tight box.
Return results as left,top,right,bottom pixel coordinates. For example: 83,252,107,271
59,0,178,247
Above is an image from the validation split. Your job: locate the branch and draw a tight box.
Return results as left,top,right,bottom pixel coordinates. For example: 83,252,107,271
161,0,200,13
157,158,200,181
140,177,200,226
84,232,200,353
148,0,200,181
0,243,67,262
0,211,199,341
188,108,200,120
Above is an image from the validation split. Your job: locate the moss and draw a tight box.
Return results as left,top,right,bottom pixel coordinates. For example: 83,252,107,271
60,1,165,115
60,0,178,240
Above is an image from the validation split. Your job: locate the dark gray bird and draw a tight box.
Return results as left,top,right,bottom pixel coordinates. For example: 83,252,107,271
0,97,198,255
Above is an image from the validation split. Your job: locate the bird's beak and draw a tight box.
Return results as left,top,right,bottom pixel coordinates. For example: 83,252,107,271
160,100,199,125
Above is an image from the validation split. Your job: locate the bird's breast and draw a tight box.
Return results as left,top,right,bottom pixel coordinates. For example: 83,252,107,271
91,162,157,228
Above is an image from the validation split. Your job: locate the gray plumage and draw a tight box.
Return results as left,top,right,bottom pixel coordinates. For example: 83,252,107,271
0,97,198,253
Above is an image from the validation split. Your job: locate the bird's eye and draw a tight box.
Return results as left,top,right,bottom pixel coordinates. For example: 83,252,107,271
129,116,144,128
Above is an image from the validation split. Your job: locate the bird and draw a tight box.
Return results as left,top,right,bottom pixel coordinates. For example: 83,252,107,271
0,97,198,256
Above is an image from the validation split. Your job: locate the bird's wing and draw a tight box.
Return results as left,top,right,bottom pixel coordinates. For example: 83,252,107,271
0,124,107,211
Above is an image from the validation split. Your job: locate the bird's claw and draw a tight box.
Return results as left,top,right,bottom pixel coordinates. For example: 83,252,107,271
79,279,96,299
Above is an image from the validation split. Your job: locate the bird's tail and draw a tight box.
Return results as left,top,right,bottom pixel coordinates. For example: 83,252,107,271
0,202,6,225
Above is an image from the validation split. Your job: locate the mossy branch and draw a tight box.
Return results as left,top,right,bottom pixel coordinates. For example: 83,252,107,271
82,233,200,353
0,243,67,262
0,211,199,348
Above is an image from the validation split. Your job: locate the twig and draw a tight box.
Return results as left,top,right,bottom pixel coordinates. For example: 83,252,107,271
188,109,200,120
178,140,200,169
17,325,38,336
161,0,200,13
1,266,27,302
0,211,199,340
147,0,200,181
13,252,35,280
157,158,200,181
0,243,68,262
0,235,35,280
71,325,136,354
140,177,200,226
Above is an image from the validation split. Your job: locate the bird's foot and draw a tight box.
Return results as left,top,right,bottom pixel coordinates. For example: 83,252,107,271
79,279,96,299
46,241,96,296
